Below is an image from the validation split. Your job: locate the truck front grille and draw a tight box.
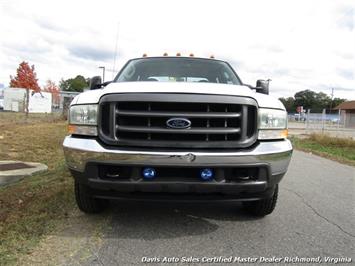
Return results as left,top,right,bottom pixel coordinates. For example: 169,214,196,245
98,93,257,149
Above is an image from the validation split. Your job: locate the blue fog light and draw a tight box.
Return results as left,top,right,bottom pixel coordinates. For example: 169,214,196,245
200,168,213,181
142,167,156,179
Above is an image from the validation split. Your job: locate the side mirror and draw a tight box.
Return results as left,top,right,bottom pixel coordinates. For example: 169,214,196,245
101,80,112,87
243,84,254,90
256,79,270,95
89,76,102,90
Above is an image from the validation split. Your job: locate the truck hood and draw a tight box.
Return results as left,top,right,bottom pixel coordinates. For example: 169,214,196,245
72,82,285,110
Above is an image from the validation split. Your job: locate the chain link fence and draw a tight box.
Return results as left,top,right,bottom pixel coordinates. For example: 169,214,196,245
288,110,355,139
52,91,80,118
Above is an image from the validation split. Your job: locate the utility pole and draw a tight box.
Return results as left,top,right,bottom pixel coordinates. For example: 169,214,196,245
329,88,334,114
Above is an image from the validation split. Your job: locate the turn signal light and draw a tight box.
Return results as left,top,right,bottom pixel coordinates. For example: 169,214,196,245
258,129,288,140
281,129,288,138
68,124,76,134
68,125,97,136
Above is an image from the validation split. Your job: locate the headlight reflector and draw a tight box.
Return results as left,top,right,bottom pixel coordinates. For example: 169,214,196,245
69,105,98,125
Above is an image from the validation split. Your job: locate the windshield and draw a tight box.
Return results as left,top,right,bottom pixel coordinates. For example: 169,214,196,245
114,57,241,85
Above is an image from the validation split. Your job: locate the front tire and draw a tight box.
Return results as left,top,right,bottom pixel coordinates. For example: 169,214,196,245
74,182,107,213
243,185,278,216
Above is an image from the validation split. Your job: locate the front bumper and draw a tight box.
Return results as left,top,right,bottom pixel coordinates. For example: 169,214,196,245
63,137,292,200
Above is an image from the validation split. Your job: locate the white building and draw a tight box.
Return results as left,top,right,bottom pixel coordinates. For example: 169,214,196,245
3,87,52,113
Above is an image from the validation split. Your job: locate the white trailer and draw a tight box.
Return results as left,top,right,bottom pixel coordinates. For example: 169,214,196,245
3,87,26,112
28,91,52,113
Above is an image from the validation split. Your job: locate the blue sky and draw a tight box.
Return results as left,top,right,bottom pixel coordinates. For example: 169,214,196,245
0,0,354,99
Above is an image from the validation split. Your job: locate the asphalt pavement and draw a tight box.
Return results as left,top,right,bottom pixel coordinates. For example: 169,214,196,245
22,150,355,265
73,150,353,265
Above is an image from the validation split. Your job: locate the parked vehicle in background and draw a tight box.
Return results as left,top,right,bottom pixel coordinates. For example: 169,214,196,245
63,55,293,217
294,112,306,121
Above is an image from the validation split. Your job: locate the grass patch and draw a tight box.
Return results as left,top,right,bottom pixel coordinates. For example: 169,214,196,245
290,134,355,166
0,112,63,127
0,113,74,265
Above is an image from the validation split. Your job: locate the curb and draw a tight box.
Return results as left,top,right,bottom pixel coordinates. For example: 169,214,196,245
0,161,48,186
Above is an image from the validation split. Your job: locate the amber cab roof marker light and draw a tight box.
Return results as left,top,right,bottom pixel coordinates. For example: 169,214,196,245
141,53,214,58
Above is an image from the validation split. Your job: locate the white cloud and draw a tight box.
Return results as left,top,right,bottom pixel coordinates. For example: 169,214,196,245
0,0,354,99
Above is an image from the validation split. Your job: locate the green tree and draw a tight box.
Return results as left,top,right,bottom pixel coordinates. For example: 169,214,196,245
291,90,346,113
59,75,89,92
279,97,295,112
294,90,318,111
331,98,346,110
59,78,70,91
316,92,332,111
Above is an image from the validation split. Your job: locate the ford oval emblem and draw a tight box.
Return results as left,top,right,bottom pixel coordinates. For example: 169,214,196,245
166,118,191,129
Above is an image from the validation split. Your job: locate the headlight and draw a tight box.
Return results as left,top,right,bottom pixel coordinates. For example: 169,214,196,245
258,108,287,129
258,108,288,140
69,104,98,136
69,104,98,125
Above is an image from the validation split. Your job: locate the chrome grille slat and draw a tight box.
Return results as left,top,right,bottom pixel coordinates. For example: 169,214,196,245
116,125,241,134
116,110,241,118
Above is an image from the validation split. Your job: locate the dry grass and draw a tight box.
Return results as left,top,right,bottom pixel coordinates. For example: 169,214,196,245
0,112,64,127
308,133,355,149
0,112,75,265
291,133,355,166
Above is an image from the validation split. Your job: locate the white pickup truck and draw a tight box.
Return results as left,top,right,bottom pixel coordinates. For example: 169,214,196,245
63,56,292,216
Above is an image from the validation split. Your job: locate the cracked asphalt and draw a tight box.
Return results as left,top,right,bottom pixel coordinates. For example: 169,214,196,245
21,151,354,265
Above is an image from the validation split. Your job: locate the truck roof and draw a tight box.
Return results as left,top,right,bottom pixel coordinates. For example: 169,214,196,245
133,55,227,63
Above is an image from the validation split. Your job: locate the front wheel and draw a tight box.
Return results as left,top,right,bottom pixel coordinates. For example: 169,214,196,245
243,185,278,216
74,182,107,214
